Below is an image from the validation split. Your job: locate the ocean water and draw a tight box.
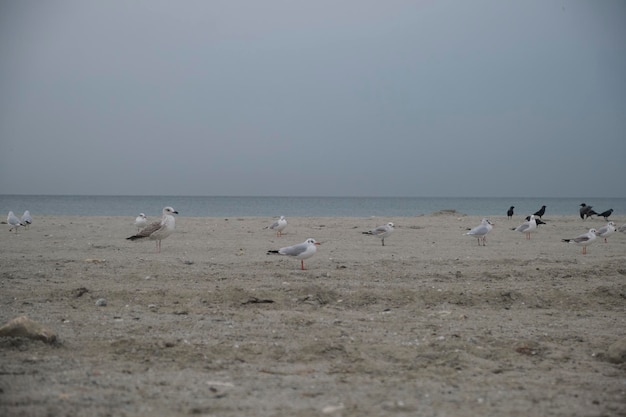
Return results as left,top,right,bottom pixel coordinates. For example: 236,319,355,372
1,195,625,218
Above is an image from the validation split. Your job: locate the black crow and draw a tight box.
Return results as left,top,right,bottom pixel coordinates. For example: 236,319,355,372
533,205,546,219
597,208,613,220
507,206,514,219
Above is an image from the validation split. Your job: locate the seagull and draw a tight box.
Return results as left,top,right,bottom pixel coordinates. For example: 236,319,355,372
618,224,626,233
513,215,537,239
127,207,178,252
363,222,395,246
533,205,546,219
579,203,597,219
20,210,32,229
465,218,493,246
596,221,616,243
507,206,515,219
267,238,320,270
267,216,287,237
597,209,613,221
562,228,597,255
134,213,148,232
7,211,25,233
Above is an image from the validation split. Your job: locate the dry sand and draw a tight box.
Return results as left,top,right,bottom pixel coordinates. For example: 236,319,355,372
1,213,625,417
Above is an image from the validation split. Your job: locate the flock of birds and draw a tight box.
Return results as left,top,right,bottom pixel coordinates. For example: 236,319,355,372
125,208,394,269
466,203,623,255
6,202,624,269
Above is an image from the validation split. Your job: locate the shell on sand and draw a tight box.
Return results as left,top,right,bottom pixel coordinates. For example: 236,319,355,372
0,316,57,344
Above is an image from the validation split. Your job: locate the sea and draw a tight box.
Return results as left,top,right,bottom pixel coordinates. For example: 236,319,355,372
1,195,625,218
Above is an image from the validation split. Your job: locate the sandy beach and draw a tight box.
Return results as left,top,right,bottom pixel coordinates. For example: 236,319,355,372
1,213,625,416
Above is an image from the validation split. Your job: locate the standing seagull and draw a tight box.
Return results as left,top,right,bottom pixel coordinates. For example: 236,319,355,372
465,218,493,246
596,221,616,243
267,238,320,270
597,209,613,221
562,229,597,255
507,206,515,219
134,213,148,232
268,216,288,237
513,215,537,239
20,210,32,229
363,222,395,246
127,207,178,253
619,224,626,233
7,211,25,233
533,205,546,219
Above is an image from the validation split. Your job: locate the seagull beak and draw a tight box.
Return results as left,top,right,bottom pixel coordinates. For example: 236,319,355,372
315,242,321,245
173,211,179,214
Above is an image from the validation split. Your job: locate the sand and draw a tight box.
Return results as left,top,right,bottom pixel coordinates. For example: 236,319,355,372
1,213,625,417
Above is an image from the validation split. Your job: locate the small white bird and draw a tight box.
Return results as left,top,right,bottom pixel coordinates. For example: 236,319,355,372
363,222,395,246
618,224,626,233
562,228,597,255
513,215,537,239
20,210,32,229
127,207,178,252
268,215,287,237
267,238,320,270
7,211,25,233
596,221,616,243
134,213,148,232
465,218,493,246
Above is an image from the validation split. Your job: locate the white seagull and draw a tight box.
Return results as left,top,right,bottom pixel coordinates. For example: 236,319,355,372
20,210,32,229
465,218,493,246
562,228,597,255
596,221,616,243
513,215,537,239
7,211,25,233
134,213,148,232
267,238,320,270
363,222,395,246
618,224,626,233
268,216,287,237
127,207,178,252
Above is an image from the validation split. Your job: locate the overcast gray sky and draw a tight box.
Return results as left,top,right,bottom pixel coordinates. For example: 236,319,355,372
1,1,624,197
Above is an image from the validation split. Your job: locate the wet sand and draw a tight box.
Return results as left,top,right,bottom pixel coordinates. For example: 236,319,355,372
1,213,625,416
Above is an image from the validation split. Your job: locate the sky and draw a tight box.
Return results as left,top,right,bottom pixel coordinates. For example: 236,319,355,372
0,1,625,198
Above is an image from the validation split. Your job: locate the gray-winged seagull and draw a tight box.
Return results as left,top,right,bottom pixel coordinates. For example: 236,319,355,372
127,207,178,252
465,218,493,246
562,228,597,255
363,222,395,246
267,238,320,270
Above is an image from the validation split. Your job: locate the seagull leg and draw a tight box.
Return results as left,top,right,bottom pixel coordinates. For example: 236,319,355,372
582,246,587,255
301,260,305,270
381,239,385,246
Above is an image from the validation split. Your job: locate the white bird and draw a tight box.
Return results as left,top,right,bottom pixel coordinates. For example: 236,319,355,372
363,222,395,246
465,218,493,246
562,228,597,255
596,221,616,243
618,224,626,233
20,210,32,229
7,211,25,233
513,215,537,239
134,213,148,232
268,216,287,237
267,238,320,270
127,207,178,252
